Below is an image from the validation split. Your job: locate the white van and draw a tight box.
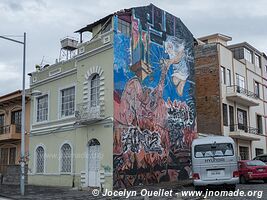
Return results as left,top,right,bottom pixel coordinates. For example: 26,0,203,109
192,136,239,190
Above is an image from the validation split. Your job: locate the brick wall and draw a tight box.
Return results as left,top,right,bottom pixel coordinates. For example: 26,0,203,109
194,43,222,135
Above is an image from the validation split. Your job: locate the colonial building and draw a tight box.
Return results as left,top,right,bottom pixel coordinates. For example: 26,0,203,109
195,33,267,159
0,90,30,183
28,4,197,189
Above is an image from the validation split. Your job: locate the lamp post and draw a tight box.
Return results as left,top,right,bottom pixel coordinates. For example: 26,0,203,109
0,33,26,195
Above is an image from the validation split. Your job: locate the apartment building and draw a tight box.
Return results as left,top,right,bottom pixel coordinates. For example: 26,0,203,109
28,4,197,189
195,33,266,160
0,90,30,183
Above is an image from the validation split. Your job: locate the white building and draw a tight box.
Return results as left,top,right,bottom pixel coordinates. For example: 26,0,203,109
196,33,267,160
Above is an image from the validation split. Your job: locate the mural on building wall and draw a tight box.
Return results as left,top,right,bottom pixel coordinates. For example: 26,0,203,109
113,4,197,188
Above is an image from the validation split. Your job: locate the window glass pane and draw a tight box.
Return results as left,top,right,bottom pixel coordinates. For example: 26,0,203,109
9,147,16,165
236,74,245,88
61,87,75,117
90,74,100,107
61,144,72,173
255,54,260,67
11,110,21,125
247,160,265,166
239,146,249,160
254,81,260,97
226,69,231,86
0,148,8,165
257,115,263,134
194,143,234,158
37,95,48,122
221,66,225,84
256,148,264,156
244,48,252,63
223,104,228,126
36,146,44,173
0,114,4,126
118,18,130,37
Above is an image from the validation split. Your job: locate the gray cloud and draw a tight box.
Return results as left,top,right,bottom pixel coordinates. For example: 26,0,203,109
0,0,266,95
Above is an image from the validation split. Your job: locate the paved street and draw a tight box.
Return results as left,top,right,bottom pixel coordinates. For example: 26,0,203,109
0,181,266,199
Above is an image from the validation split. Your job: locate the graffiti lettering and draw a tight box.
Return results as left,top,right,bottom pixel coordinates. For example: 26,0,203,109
122,127,163,154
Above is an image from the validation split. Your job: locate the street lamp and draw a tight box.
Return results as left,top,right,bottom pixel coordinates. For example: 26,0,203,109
0,33,26,196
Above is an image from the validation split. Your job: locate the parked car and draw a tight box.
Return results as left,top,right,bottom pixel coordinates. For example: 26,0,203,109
192,136,239,191
238,160,267,184
253,154,267,164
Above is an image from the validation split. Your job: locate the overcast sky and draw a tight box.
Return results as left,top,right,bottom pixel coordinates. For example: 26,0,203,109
0,0,266,96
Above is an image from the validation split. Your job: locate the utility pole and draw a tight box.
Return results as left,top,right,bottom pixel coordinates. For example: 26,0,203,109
0,33,26,195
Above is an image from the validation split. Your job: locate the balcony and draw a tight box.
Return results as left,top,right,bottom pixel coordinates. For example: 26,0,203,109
226,85,259,107
0,124,21,141
229,124,261,141
75,101,105,125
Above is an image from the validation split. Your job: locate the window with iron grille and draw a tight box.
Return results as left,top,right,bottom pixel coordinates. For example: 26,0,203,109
90,74,100,107
61,87,75,117
239,146,249,160
36,95,48,122
60,144,72,173
36,146,44,173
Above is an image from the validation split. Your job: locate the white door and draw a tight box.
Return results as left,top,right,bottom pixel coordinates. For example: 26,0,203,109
88,144,100,187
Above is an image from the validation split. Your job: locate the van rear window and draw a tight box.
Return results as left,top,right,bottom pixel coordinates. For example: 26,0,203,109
194,143,234,158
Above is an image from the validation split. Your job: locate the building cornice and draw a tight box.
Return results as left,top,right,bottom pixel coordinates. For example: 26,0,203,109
30,68,77,88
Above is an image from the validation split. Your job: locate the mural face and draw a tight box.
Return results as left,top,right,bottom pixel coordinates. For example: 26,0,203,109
113,5,197,188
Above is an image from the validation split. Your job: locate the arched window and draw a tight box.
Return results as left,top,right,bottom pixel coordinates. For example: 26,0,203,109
60,143,72,173
36,146,44,173
90,74,100,107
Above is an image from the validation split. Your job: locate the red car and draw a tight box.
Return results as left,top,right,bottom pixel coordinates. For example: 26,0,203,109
238,160,267,184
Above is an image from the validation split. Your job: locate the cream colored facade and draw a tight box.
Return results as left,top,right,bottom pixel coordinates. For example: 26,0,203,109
198,34,267,159
28,19,114,189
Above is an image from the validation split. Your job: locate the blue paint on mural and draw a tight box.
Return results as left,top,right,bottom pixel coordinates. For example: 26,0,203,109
113,4,197,188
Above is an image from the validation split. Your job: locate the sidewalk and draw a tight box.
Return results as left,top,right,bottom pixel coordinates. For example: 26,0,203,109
0,181,195,200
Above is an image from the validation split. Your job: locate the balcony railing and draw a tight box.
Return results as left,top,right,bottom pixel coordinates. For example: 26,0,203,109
0,124,21,141
0,124,21,135
0,125,10,135
226,85,259,99
229,124,262,135
226,85,259,106
75,101,105,124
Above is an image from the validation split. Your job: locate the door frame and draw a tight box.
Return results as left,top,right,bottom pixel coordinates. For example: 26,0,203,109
86,138,101,187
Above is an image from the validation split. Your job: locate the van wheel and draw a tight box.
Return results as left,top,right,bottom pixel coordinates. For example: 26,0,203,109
240,176,247,184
